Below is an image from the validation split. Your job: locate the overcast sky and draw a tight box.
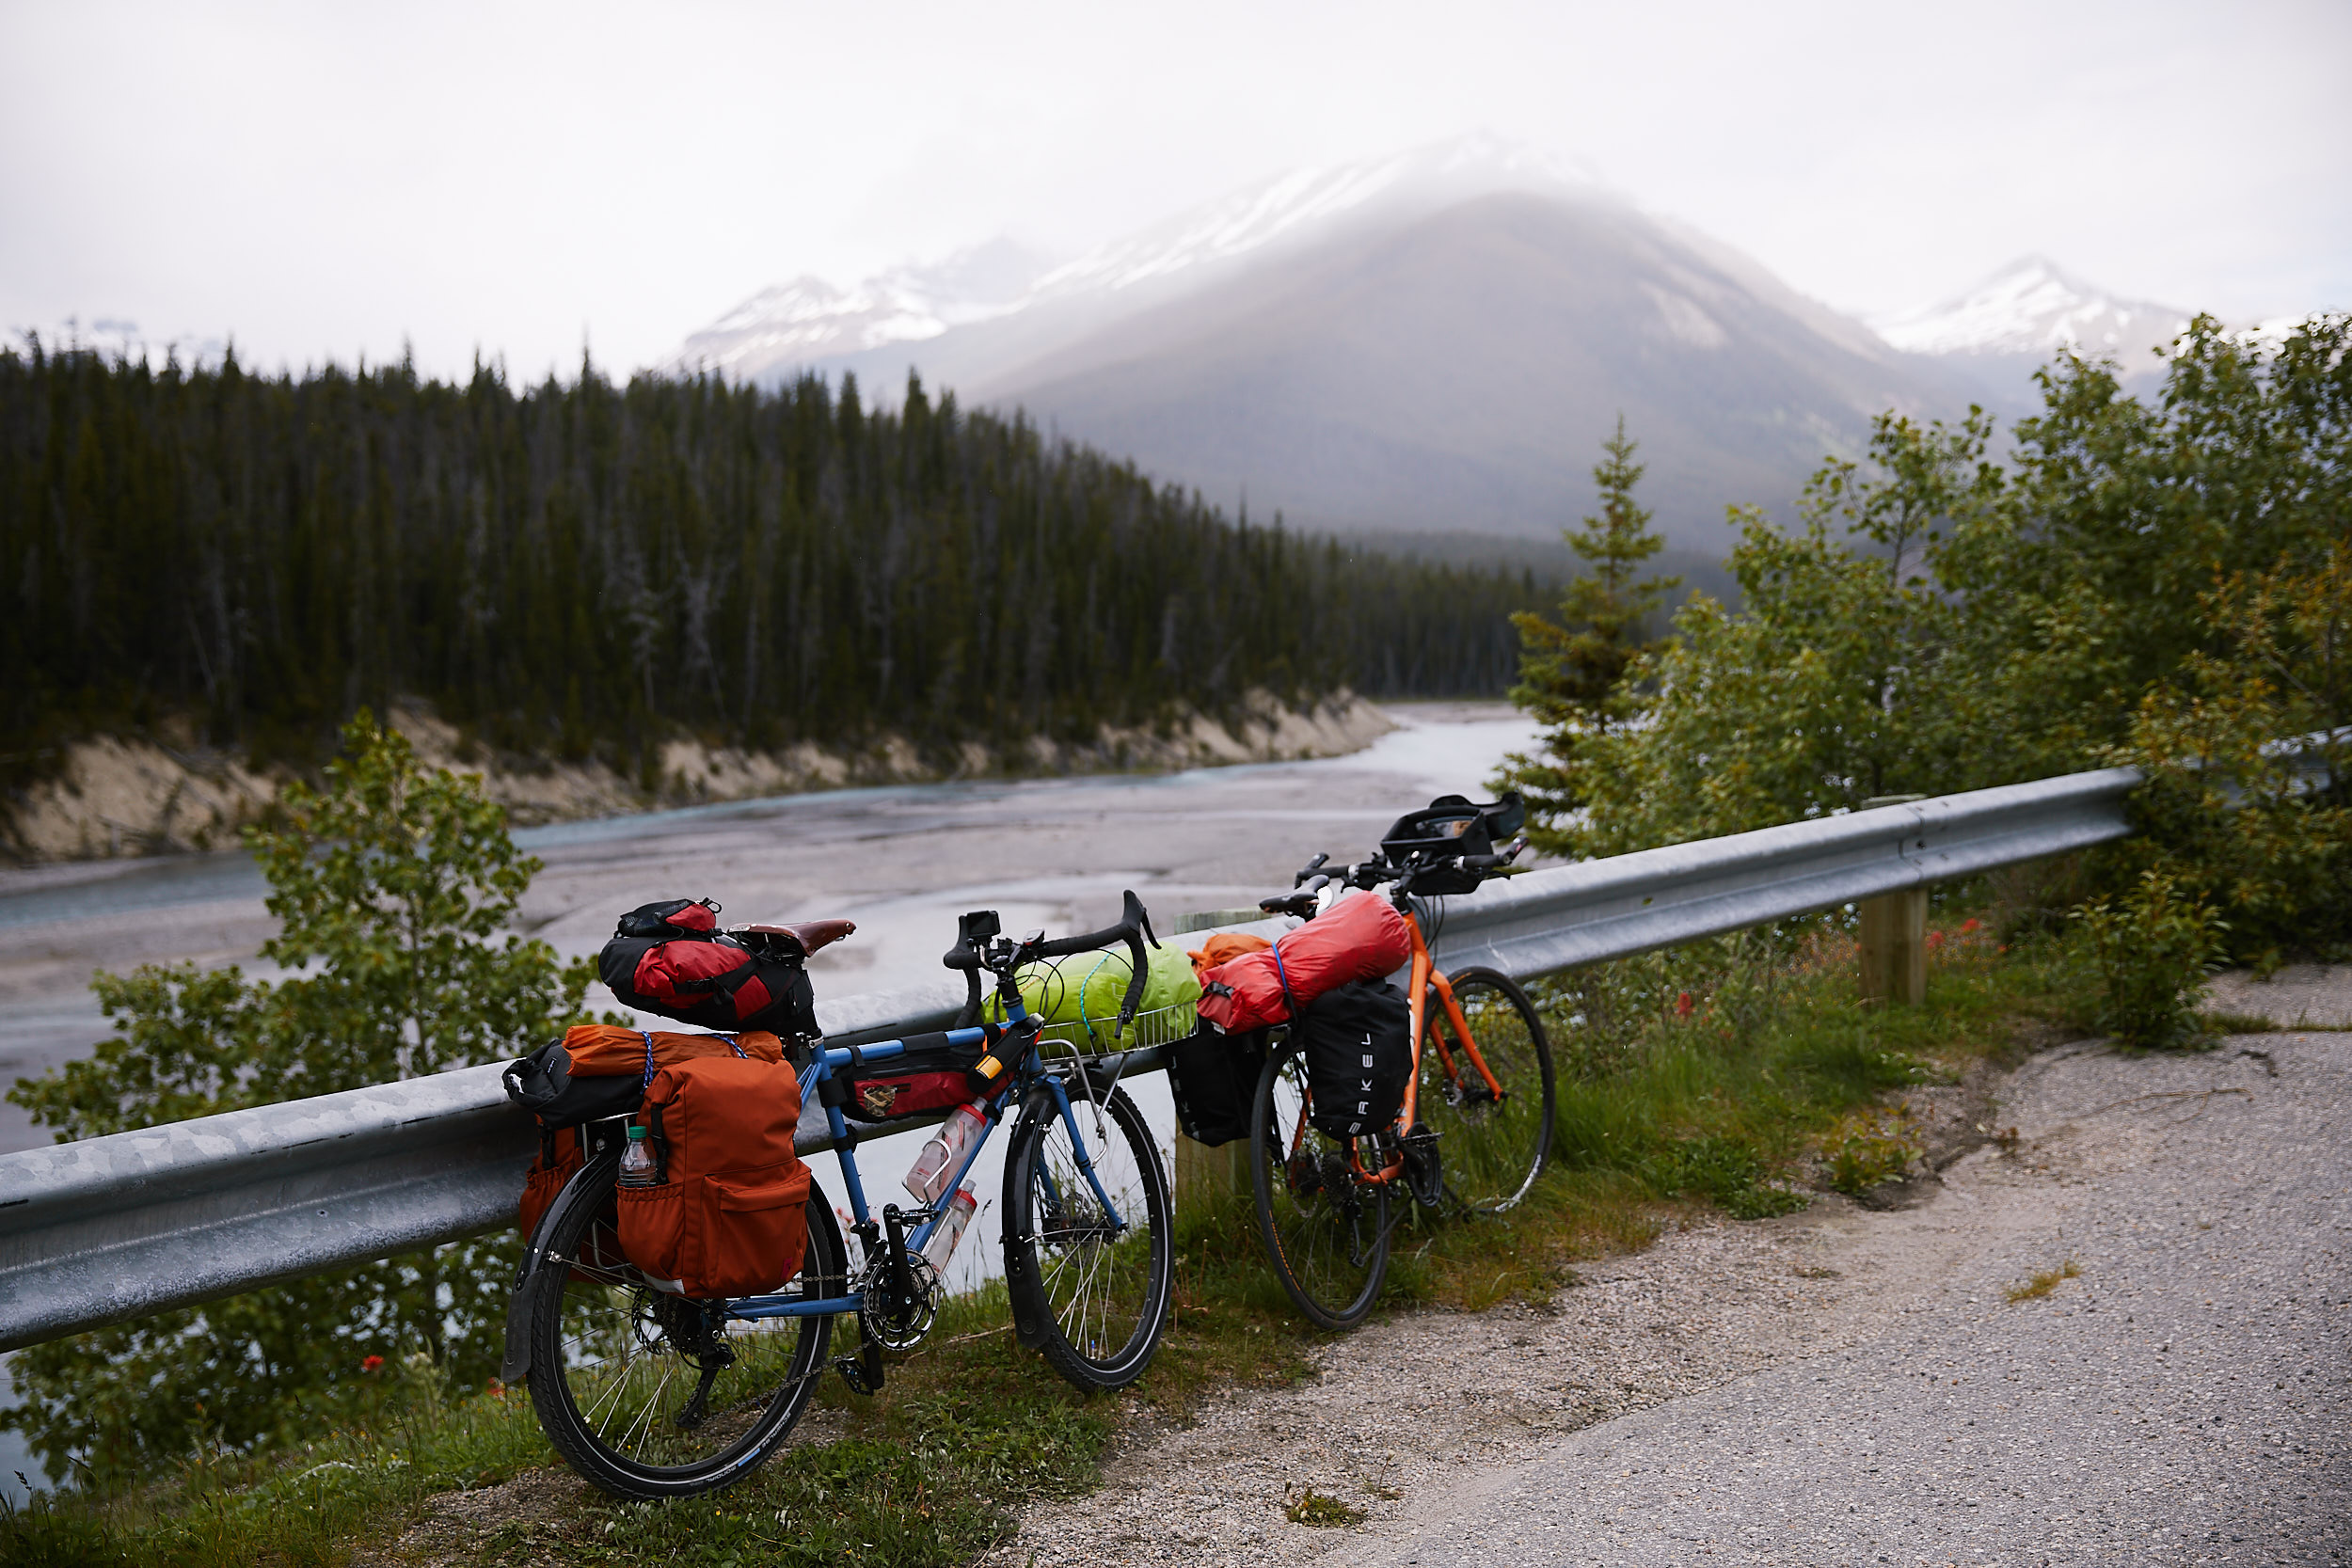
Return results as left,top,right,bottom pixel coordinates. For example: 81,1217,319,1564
4,0,2345,382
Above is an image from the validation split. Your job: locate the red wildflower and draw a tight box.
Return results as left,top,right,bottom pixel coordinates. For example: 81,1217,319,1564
1675,991,1694,1018
1960,917,1980,934
361,1354,385,1372
1926,930,1946,951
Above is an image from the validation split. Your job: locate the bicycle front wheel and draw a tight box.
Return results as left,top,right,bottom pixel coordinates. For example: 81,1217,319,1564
1422,966,1556,1212
1003,1081,1173,1391
1248,1037,1390,1330
523,1158,845,1500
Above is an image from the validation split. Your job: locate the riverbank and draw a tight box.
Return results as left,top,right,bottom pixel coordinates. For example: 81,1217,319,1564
0,690,1394,864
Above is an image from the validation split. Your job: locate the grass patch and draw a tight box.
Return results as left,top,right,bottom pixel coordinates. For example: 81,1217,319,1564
6,911,2073,1568
1283,1485,1366,1528
2005,1259,2082,1303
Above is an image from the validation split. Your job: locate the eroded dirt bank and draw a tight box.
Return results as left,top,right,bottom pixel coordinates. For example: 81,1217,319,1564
2,691,1390,863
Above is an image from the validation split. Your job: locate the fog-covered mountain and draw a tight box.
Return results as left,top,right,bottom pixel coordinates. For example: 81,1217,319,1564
659,137,1988,550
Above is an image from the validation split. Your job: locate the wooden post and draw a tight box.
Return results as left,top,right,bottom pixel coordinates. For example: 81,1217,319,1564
1857,794,1929,1006
1171,909,1255,1212
1172,1132,1243,1208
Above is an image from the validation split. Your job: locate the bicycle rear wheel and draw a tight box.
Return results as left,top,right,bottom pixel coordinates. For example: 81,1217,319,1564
1003,1080,1173,1391
523,1158,845,1500
1422,966,1556,1212
1248,1036,1390,1330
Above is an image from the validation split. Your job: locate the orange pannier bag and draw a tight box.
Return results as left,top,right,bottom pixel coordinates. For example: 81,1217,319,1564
512,1026,787,1243
616,1053,812,1299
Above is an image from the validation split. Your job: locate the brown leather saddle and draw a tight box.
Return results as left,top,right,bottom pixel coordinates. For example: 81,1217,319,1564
738,918,856,958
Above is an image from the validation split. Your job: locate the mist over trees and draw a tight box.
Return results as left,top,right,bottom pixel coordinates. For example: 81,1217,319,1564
0,349,1547,780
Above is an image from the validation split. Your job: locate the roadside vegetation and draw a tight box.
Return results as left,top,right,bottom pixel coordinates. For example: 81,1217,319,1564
1501,313,2351,1037
6,895,2084,1568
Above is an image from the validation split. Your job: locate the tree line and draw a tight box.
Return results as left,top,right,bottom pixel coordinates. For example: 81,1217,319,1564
0,346,1549,780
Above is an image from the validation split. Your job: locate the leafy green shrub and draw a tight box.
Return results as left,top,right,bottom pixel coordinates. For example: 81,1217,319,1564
5,713,600,1482
2068,868,2229,1050
1824,1114,1919,1195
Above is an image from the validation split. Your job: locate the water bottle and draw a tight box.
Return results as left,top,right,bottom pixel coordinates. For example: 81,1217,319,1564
901,1101,986,1204
618,1123,660,1187
919,1184,977,1275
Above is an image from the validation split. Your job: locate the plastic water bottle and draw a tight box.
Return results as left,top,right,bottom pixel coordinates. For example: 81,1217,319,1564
902,1101,986,1204
919,1185,977,1275
618,1124,659,1187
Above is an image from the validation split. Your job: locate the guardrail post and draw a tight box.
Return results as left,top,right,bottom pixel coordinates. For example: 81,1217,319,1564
1858,794,1929,1006
1170,910,1258,1212
1172,1132,1242,1208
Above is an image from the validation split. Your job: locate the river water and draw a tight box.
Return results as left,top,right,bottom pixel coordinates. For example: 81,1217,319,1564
0,702,1536,1496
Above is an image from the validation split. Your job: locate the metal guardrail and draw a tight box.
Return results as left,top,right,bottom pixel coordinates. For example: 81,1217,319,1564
0,743,2334,1352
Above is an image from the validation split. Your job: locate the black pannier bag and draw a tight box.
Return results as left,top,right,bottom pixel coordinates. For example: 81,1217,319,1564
1167,1022,1268,1147
1295,980,1413,1140
598,897,819,1037
1376,792,1526,895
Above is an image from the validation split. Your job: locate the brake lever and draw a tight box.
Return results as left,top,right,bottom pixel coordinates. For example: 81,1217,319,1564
1294,851,1329,888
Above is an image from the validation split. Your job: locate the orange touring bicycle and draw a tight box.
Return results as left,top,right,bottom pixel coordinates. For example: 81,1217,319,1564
1246,794,1557,1329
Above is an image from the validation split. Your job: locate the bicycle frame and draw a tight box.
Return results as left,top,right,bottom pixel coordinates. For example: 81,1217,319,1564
723,999,1129,1323
1338,902,1508,1187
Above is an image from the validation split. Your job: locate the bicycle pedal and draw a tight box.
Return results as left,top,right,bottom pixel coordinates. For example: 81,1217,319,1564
833,1354,882,1396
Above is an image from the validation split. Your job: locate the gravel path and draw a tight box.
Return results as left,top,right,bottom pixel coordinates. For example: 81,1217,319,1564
986,1031,2352,1566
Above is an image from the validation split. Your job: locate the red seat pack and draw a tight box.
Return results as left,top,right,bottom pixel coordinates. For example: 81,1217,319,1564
596,897,819,1037
1196,892,1411,1033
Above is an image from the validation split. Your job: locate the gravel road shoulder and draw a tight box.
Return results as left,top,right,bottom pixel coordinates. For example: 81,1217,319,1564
984,1029,2352,1567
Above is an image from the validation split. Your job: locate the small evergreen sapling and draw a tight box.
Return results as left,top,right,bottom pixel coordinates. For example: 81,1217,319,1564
1496,417,1678,852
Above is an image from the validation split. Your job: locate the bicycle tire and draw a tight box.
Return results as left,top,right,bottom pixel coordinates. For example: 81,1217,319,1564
1422,966,1556,1212
1248,1037,1391,1330
1003,1080,1173,1391
524,1157,845,1500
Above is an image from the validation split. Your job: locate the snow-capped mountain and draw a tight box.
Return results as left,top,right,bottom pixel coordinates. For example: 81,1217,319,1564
1870,256,2188,361
1022,131,1596,304
660,238,1045,380
657,133,1601,387
650,134,1984,548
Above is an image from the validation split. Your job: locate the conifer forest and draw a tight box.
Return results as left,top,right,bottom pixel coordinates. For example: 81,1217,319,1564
0,347,1547,777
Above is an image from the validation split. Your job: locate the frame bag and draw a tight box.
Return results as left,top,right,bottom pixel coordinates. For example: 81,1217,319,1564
823,1031,992,1123
617,1053,812,1299
1295,980,1413,1140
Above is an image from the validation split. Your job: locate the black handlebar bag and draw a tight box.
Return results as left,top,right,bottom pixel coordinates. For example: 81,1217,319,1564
1377,793,1525,895
1295,980,1412,1141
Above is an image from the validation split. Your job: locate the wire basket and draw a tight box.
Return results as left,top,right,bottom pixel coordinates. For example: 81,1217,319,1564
1033,998,1198,1060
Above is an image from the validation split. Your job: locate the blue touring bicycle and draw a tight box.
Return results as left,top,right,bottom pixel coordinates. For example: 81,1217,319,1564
505,894,1176,1499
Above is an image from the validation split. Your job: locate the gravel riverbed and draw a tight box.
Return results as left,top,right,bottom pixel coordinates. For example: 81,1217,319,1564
986,1028,2352,1567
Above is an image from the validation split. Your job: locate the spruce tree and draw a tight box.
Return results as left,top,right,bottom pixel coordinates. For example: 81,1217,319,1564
1497,416,1678,853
